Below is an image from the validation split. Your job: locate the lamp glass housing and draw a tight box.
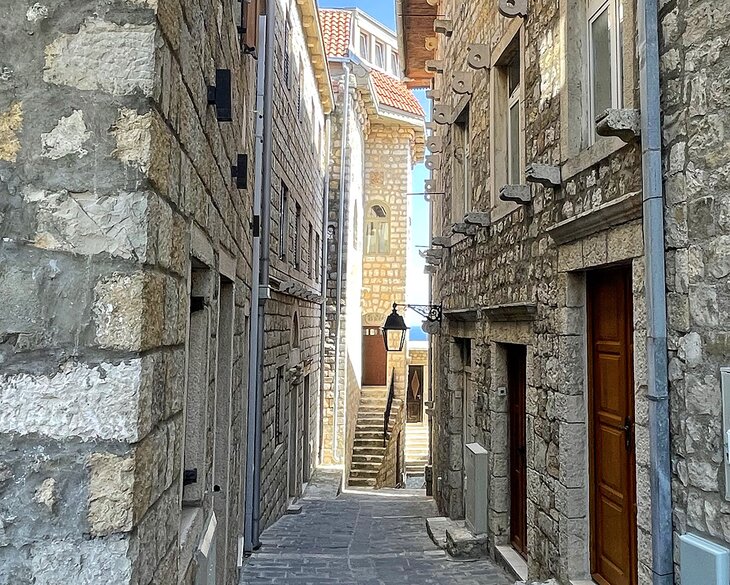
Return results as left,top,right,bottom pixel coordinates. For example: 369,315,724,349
382,305,409,352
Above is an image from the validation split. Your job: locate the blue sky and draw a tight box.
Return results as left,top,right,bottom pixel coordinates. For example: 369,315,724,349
318,0,431,324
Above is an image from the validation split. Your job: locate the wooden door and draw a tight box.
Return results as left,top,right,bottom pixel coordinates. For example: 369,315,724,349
288,384,299,499
363,326,387,386
303,375,311,482
508,345,527,557
588,266,637,585
407,366,424,423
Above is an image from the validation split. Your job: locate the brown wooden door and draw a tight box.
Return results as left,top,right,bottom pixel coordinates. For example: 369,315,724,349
407,366,424,423
508,345,527,557
588,266,637,585
363,327,387,386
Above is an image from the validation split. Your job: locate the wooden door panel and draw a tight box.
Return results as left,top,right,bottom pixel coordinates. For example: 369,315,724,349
363,327,387,386
589,266,636,585
508,345,527,557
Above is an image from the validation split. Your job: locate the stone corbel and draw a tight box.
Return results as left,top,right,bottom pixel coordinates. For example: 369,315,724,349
433,105,453,125
525,163,561,188
498,0,527,18
499,185,532,204
426,136,443,153
425,179,439,193
452,222,478,237
422,319,441,335
426,88,442,101
421,248,445,260
425,60,445,74
425,155,441,171
432,236,452,248
596,108,641,142
434,19,454,37
425,37,438,52
426,121,438,132
464,212,492,227
467,44,491,70
424,265,439,276
452,72,474,95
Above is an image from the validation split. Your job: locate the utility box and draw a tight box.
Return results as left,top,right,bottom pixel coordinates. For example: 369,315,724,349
680,533,730,585
464,442,488,535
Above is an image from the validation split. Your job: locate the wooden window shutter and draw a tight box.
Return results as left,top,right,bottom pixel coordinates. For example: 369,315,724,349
241,0,262,54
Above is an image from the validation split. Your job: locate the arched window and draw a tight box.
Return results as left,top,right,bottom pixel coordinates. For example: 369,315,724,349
365,203,390,255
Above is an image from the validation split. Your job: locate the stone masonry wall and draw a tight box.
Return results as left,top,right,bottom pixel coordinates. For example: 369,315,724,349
660,0,730,579
0,0,256,583
427,0,656,583
258,0,328,531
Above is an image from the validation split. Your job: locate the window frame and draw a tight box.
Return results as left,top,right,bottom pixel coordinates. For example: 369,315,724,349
359,32,370,60
284,15,292,88
507,58,521,187
279,183,289,260
374,41,386,69
391,50,400,77
452,106,472,221
294,201,302,269
365,202,391,256
586,0,624,145
275,365,285,445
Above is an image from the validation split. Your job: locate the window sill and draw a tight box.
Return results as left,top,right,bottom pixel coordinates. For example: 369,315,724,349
495,545,527,581
561,135,628,181
179,506,204,573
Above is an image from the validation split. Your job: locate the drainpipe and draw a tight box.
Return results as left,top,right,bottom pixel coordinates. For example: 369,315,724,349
318,113,332,465
332,62,351,464
637,0,672,583
244,1,276,553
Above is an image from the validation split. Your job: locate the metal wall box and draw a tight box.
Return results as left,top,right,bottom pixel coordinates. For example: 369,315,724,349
464,442,489,535
208,69,233,122
232,154,248,189
680,533,730,585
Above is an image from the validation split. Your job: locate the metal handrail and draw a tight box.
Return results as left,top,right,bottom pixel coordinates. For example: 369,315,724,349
383,368,396,447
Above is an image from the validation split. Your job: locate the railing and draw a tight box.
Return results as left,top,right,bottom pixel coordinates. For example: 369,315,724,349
383,368,396,447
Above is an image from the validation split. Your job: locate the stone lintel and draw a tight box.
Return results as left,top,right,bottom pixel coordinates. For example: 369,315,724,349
431,236,452,247
451,222,478,236
595,108,641,142
482,302,537,322
467,44,490,70
547,191,642,245
525,163,561,188
464,212,491,227
434,19,454,36
444,308,479,322
499,184,532,205
498,0,528,18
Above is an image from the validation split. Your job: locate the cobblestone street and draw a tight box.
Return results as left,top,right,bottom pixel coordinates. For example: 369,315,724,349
240,470,512,585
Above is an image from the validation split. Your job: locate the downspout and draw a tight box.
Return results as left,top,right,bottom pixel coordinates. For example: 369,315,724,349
318,113,333,465
332,62,351,464
244,0,276,553
637,0,672,583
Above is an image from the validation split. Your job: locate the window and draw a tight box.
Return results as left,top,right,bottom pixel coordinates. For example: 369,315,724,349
297,59,303,119
294,202,302,269
307,222,314,277
491,34,523,208
279,183,289,259
365,203,390,256
506,50,521,186
314,232,321,282
292,313,300,348
453,106,471,219
391,51,400,76
284,17,291,88
374,41,385,68
275,365,285,445
588,0,624,142
359,32,370,60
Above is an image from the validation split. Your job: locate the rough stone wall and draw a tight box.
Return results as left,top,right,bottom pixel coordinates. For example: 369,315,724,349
427,0,657,583
322,72,367,466
258,0,328,530
660,0,730,576
0,0,255,583
374,400,406,489
362,125,413,403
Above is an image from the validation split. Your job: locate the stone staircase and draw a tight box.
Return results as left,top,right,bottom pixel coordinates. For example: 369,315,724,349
405,423,429,476
349,386,398,488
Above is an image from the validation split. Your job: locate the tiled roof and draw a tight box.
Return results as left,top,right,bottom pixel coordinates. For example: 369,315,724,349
319,9,352,58
370,70,425,118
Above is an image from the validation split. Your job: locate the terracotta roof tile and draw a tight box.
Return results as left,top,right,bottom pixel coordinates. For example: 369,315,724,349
370,70,425,118
319,9,352,58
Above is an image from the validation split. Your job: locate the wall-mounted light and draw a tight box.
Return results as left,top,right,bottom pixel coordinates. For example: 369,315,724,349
381,302,442,352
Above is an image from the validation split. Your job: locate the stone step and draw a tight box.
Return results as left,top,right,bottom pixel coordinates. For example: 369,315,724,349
349,469,379,479
348,477,376,487
352,455,384,464
352,447,385,456
355,432,384,440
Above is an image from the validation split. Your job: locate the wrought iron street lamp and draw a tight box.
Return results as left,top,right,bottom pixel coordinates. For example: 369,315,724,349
381,302,442,352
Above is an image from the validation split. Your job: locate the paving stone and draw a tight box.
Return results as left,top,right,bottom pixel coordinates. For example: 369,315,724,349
241,470,512,585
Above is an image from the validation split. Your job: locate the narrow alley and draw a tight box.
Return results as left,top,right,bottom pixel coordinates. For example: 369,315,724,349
240,470,512,585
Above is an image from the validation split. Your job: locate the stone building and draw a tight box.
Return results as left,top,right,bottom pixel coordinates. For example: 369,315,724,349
319,8,426,488
398,0,730,584
252,0,333,533
0,0,259,583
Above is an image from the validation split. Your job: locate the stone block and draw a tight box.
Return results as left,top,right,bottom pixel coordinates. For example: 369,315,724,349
31,538,132,585
87,452,135,536
558,423,586,489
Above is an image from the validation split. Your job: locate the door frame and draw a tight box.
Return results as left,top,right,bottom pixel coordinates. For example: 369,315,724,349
587,265,637,585
507,344,528,558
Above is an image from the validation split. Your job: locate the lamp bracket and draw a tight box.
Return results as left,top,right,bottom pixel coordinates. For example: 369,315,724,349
402,303,443,323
